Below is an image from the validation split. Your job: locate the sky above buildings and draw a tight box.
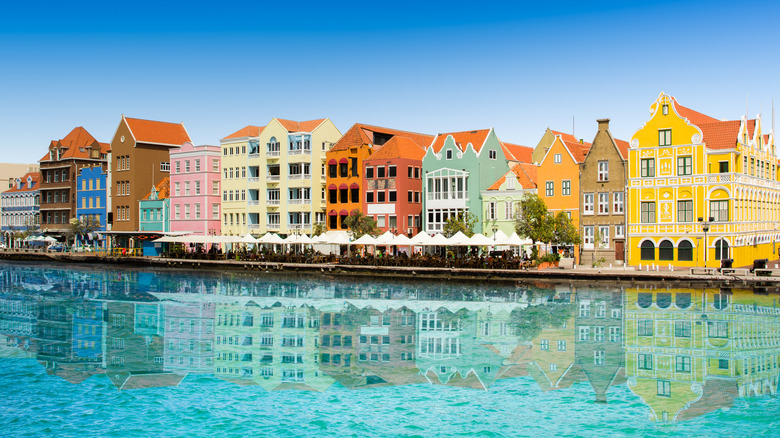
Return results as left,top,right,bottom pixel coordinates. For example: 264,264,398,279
1,0,778,163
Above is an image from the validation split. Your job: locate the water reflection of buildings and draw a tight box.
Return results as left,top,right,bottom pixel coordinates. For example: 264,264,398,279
624,287,780,423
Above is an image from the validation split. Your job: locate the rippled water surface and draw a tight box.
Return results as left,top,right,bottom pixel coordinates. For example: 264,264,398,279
1,261,779,437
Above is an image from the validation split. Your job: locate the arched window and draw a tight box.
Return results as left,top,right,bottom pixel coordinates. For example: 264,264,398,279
714,239,730,261
659,240,674,261
678,240,693,261
656,293,671,309
637,293,652,308
640,240,655,260
676,293,691,309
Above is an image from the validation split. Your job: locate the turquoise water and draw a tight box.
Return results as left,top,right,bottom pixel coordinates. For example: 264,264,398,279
1,261,779,436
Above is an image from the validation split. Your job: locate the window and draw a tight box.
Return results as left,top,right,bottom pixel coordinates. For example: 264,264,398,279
640,158,655,177
583,226,594,247
366,167,373,179
598,226,609,248
545,181,553,197
714,238,729,261
388,191,396,202
388,166,396,177
678,240,693,261
594,350,605,366
598,161,609,181
659,240,674,261
377,167,385,178
195,159,201,172
562,180,571,196
638,319,653,336
677,156,692,176
598,193,609,214
658,129,671,146
175,161,181,173
446,149,453,160
640,202,655,223
366,192,374,203
583,193,594,214
638,353,653,370
212,204,219,219
662,104,669,115
488,202,496,220
710,200,728,222
195,181,201,195
657,380,671,397
677,200,693,222
578,327,590,341
674,321,691,338
489,150,497,160
557,340,566,351
505,200,515,219
540,339,549,351
640,240,655,260
613,192,624,213
212,181,219,195
554,153,562,164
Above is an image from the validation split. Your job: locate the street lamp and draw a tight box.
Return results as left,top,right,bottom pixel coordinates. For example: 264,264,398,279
492,226,498,242
698,216,713,267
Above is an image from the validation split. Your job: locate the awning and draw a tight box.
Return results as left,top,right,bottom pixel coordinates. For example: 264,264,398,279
328,159,337,165
339,183,348,190
349,182,360,189
339,209,349,216
339,158,348,164
328,210,338,216
328,184,337,190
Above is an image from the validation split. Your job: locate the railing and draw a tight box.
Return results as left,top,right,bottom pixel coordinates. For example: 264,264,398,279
267,150,280,157
267,200,280,205
248,153,260,160
267,175,280,182
247,200,260,206
248,177,259,183
288,199,312,205
426,193,468,201
289,174,311,180
288,149,311,155
288,224,310,230
267,223,280,230
248,224,260,230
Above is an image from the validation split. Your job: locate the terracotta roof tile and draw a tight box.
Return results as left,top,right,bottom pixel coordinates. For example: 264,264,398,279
330,123,434,153
222,125,264,140
550,130,578,144
672,97,720,126
699,119,755,150
276,118,326,133
562,138,590,163
366,136,427,161
430,129,491,154
3,172,40,193
125,117,191,146
144,177,170,200
40,127,108,162
614,138,630,160
487,163,537,191
501,141,533,163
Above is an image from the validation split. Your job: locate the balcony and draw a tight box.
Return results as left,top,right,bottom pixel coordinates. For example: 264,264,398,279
248,177,260,183
267,175,280,182
289,174,311,180
288,224,311,231
267,150,280,157
248,153,260,160
288,199,312,205
288,149,311,156
247,200,260,206
268,223,280,230
248,224,260,230
267,200,280,206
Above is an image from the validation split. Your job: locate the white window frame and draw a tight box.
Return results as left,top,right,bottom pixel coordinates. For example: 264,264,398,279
583,193,594,215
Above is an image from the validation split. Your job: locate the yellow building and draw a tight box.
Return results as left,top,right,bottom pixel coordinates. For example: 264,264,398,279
219,126,259,236
624,287,780,423
627,93,778,268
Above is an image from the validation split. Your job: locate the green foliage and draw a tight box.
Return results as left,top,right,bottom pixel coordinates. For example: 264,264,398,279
515,194,552,244
510,302,575,342
343,210,379,238
550,211,581,246
312,222,327,236
538,252,560,264
443,212,477,238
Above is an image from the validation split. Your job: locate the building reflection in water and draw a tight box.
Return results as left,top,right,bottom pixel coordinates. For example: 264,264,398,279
1,262,779,423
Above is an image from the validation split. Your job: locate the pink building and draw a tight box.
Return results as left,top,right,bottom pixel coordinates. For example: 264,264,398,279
169,142,221,236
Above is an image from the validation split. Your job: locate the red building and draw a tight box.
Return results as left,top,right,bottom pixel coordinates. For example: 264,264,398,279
362,134,432,236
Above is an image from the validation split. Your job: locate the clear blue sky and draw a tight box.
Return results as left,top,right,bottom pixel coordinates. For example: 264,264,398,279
1,0,778,163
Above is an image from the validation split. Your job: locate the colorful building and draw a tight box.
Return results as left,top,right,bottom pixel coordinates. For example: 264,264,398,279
139,177,170,233
218,125,258,236
169,142,221,237
363,134,433,235
627,93,778,268
75,166,108,247
482,163,537,237
38,127,109,234
422,129,524,234
326,124,432,231
535,132,591,261
580,119,629,266
109,116,190,232
0,172,40,248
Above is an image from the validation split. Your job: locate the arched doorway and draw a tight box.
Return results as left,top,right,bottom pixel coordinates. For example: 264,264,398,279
714,238,729,261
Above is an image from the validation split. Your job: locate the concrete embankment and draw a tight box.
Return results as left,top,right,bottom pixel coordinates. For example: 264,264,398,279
1,251,778,289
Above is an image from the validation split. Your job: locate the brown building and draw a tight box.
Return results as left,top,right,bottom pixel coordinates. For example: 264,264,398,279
579,119,628,266
38,127,109,233
109,116,190,232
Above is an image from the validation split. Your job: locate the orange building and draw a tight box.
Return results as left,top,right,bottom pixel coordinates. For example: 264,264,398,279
536,133,591,262
325,124,433,230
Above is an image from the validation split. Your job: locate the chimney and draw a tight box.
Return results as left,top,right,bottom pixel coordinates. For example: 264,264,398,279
597,118,610,131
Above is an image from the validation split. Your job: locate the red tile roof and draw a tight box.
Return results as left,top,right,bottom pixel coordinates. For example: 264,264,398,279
125,117,191,146
40,127,109,162
487,163,537,191
550,130,579,144
614,138,630,160
329,123,434,153
3,172,40,194
366,136,427,161
672,97,720,126
222,125,264,140
430,129,491,154
276,118,326,133
699,119,755,150
561,138,591,163
143,177,170,200
501,141,533,163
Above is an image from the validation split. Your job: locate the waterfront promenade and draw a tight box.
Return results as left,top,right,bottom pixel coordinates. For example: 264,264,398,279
2,249,779,289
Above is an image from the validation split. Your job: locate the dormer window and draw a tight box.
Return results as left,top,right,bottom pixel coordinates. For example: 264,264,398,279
446,149,453,160
489,150,497,160
662,104,669,115
506,176,515,190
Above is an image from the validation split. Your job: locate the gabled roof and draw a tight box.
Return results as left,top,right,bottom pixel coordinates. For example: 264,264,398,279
699,119,755,150
366,136,427,161
329,123,434,153
501,141,533,163
143,177,170,200
2,172,40,194
487,163,537,191
124,116,191,146
561,138,591,163
221,125,264,140
40,127,109,162
430,129,491,154
671,97,720,126
276,118,327,133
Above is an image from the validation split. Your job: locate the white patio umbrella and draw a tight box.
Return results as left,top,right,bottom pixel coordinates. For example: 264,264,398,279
503,232,531,247
447,231,470,245
489,230,510,245
258,233,285,244
468,233,496,246
409,231,431,245
392,234,412,246
239,233,259,244
353,234,377,246
328,233,350,245
311,234,330,244
426,233,450,246
373,231,395,246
